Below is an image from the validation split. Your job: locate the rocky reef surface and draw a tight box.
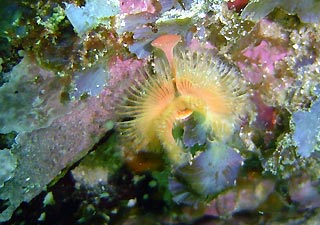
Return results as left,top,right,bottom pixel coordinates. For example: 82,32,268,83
1,0,320,224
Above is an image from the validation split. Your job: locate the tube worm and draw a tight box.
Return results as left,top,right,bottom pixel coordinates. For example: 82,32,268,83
118,34,248,164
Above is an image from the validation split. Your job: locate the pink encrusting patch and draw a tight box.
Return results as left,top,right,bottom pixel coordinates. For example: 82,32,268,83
120,0,156,14
238,40,288,84
188,38,217,53
102,56,146,100
108,57,145,86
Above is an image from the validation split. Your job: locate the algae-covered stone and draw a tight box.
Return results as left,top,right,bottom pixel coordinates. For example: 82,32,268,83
242,0,320,23
0,55,70,133
293,98,320,157
65,0,120,36
0,149,17,188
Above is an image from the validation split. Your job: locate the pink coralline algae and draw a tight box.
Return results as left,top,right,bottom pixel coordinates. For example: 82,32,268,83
120,0,156,14
238,40,288,84
187,38,217,54
106,56,146,99
108,57,146,87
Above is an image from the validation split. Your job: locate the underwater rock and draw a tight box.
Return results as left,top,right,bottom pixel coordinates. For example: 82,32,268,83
285,24,320,110
0,53,143,222
242,0,320,23
289,174,320,210
71,134,123,189
72,60,110,98
0,55,70,133
65,0,120,36
169,141,243,205
205,178,275,216
0,95,113,222
292,98,320,157
72,56,145,99
0,149,17,188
